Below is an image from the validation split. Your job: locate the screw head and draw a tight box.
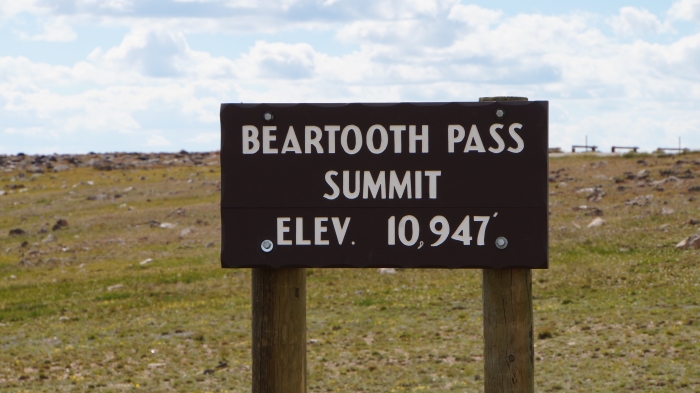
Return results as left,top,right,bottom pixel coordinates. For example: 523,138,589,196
495,237,508,249
263,112,274,122
495,108,505,119
261,240,274,252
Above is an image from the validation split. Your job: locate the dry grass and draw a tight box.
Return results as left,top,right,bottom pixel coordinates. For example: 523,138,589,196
1,152,699,392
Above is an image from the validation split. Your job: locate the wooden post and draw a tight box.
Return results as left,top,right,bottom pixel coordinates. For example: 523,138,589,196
479,96,534,393
252,268,306,393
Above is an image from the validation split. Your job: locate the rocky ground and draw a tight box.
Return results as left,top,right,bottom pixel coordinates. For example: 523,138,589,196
1,150,700,392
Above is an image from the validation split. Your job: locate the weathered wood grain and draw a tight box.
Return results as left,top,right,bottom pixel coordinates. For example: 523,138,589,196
479,95,534,393
482,269,534,393
252,268,306,393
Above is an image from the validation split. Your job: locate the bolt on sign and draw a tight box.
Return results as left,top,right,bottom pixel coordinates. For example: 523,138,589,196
220,102,548,269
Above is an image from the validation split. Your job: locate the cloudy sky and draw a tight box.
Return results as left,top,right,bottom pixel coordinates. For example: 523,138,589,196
1,0,699,154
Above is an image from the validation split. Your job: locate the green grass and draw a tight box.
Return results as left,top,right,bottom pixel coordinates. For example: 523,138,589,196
0,153,699,391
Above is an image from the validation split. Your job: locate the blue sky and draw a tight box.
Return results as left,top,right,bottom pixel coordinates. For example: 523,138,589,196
1,0,699,154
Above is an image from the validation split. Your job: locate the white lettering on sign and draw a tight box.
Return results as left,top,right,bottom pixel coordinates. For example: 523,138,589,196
242,124,431,155
243,125,260,154
277,217,352,245
242,120,526,245
305,126,324,154
488,124,505,153
409,125,428,153
390,125,405,153
366,124,389,154
388,170,411,199
242,123,524,155
389,213,496,247
341,125,362,154
507,123,524,153
282,126,302,154
322,170,440,200
447,123,524,153
324,125,340,153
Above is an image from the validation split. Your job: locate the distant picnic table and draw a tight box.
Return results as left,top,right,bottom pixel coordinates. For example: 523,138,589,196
571,145,597,153
611,146,639,153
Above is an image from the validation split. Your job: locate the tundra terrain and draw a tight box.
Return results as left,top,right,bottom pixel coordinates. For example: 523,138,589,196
1,151,700,392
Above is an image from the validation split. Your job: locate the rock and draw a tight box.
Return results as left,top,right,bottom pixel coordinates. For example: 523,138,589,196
148,363,166,369
576,187,605,202
52,219,68,231
9,228,27,236
378,268,397,274
689,186,700,193
179,228,193,237
0,190,5,196
52,164,70,172
42,234,57,243
107,284,124,291
676,235,700,249
167,208,186,217
26,165,44,174
123,186,134,192
558,182,567,188
585,208,603,217
626,195,653,206
587,217,606,228
637,169,650,180
572,205,589,211
160,222,176,229
661,207,674,215
205,242,215,248
38,223,49,234
140,258,153,265
58,316,70,321
690,219,700,226
86,193,109,201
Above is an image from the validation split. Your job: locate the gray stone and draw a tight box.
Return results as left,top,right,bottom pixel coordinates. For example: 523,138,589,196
626,195,653,206
587,217,606,228
676,235,700,249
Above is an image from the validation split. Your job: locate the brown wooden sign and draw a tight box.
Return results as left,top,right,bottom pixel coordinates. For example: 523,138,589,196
220,102,548,269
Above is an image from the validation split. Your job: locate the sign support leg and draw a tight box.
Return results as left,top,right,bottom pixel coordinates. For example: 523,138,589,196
252,268,306,393
479,95,534,393
482,269,534,393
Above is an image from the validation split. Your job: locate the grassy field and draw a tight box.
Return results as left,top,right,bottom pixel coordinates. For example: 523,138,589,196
1,152,700,392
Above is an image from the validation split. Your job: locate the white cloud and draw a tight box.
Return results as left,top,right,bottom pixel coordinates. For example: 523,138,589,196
98,0,134,12
668,0,700,23
240,41,317,79
98,28,190,77
17,16,77,42
610,7,664,36
1,1,700,153
448,4,502,28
